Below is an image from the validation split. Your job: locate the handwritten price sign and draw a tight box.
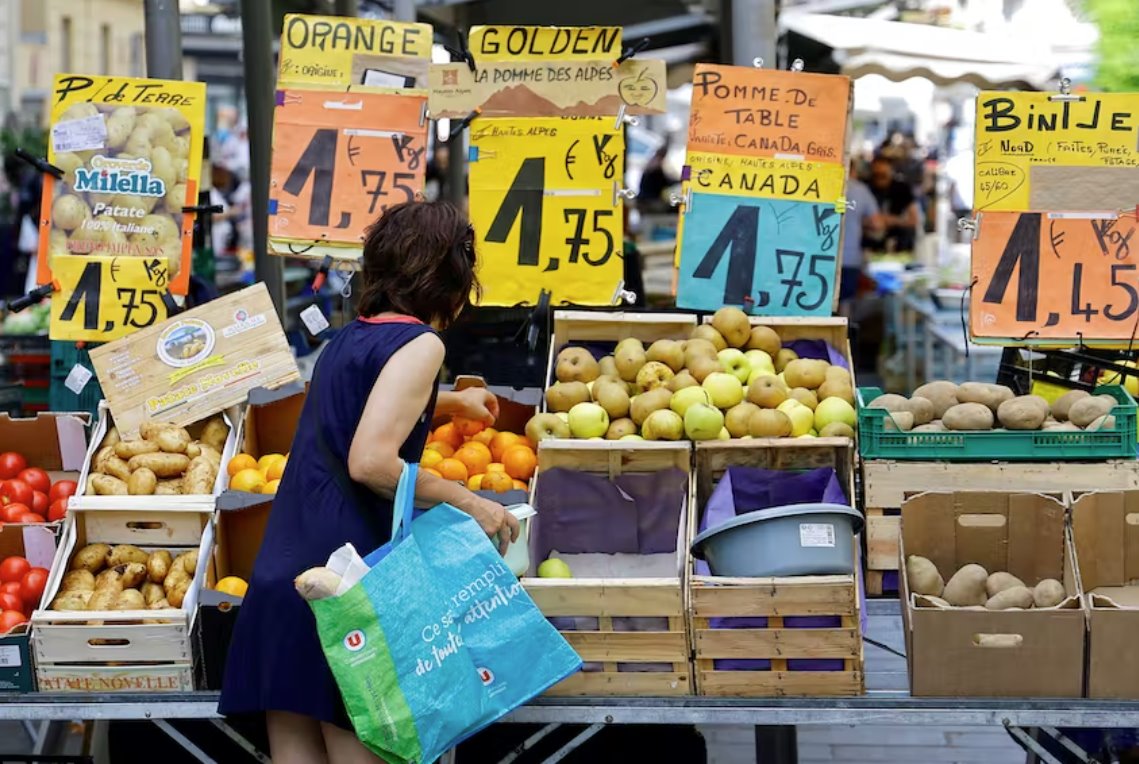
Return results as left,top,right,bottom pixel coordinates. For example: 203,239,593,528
676,193,842,315
50,253,169,341
269,89,426,260
468,117,624,306
971,210,1139,344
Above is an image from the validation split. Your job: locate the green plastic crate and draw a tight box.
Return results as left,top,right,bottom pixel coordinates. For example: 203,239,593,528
857,385,1137,462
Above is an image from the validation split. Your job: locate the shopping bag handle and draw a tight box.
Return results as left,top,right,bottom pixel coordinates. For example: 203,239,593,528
391,461,418,543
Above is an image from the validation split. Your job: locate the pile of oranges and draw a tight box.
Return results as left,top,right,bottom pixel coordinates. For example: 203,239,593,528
227,452,288,494
420,416,537,493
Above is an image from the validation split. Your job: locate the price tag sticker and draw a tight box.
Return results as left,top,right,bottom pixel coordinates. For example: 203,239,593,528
971,210,1139,343
300,304,330,336
49,253,170,342
0,646,21,668
64,364,93,394
468,118,624,306
676,192,842,315
50,113,107,153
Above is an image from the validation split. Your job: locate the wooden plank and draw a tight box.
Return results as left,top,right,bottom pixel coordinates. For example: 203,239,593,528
690,579,856,618
694,439,853,507
545,670,692,697
524,580,683,617
552,310,697,348
537,440,691,475
34,623,191,664
697,669,863,697
562,631,688,662
866,513,901,571
35,663,195,693
693,627,860,660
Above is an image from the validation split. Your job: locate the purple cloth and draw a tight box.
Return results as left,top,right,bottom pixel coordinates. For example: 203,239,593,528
786,339,849,369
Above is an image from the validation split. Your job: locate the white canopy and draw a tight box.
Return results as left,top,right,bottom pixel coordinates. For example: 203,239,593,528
780,13,1059,90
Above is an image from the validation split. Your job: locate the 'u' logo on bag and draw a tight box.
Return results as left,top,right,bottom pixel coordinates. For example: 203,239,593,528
344,630,366,652
478,667,494,685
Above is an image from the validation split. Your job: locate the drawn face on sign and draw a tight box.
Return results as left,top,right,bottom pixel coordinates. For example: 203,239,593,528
618,68,659,107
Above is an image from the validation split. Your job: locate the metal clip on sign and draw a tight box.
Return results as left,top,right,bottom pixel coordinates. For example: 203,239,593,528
790,58,805,72
1049,77,1085,103
958,215,981,240
611,280,636,306
669,187,693,211
444,29,477,73
614,104,639,130
613,183,636,207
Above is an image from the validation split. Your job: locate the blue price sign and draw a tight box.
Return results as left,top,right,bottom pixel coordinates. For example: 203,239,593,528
676,193,842,315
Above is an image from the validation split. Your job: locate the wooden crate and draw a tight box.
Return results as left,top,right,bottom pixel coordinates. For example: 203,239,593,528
523,440,693,696
862,459,1139,593
689,440,864,697
31,505,214,692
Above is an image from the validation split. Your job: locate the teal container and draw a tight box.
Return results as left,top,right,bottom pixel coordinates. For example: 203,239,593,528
857,385,1138,462
49,341,103,420
0,631,34,692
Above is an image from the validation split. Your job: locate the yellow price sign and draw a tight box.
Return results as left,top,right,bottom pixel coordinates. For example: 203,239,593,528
278,14,433,91
469,118,624,306
50,253,170,342
686,151,846,204
469,26,621,62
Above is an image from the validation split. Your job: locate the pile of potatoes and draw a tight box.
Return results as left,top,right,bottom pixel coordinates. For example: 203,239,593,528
49,543,198,618
906,555,1067,610
869,381,1118,433
87,417,228,496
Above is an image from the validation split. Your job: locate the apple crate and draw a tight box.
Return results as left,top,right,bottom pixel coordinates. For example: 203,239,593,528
31,505,214,692
689,440,864,697
71,402,241,510
523,440,693,696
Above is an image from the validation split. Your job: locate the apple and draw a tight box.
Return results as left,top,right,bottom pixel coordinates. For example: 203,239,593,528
670,386,711,417
778,402,815,437
747,375,788,408
556,412,569,423
718,349,751,384
619,434,644,441
567,402,609,438
718,427,731,440
525,413,571,443
744,349,775,372
641,409,684,441
636,361,675,391
814,397,857,431
702,372,744,409
684,402,724,441
537,558,573,578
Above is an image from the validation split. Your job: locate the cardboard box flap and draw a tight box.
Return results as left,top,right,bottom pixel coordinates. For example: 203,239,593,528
0,412,89,472
1072,491,1139,592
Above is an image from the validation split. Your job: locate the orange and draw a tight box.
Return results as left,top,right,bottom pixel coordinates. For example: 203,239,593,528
489,432,523,461
422,467,443,478
482,471,513,493
262,479,280,494
472,427,498,446
518,436,536,452
512,479,528,491
258,453,286,473
454,442,492,475
436,458,469,482
230,468,266,493
433,423,464,449
227,453,257,477
215,577,249,597
420,450,444,469
266,456,288,482
424,441,455,458
452,416,485,438
486,462,506,473
466,474,485,491
502,445,537,480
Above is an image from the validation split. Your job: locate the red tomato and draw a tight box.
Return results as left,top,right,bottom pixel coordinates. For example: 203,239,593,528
0,503,27,523
15,513,43,524
18,568,47,608
0,479,32,506
0,609,26,634
30,491,48,516
48,480,78,503
47,498,68,523
17,468,49,494
0,592,23,615
0,582,20,603
0,556,29,584
0,453,26,481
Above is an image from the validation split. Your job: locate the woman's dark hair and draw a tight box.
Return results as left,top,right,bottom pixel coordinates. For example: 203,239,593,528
356,201,480,328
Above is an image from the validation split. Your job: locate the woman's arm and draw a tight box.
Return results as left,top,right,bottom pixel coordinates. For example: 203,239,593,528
347,334,519,551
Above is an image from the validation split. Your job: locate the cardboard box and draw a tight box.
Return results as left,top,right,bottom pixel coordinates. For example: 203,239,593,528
0,524,58,692
0,411,89,486
433,375,540,434
1070,490,1139,698
899,491,1084,698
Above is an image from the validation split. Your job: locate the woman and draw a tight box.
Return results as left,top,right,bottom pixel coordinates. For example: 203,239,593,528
220,201,520,763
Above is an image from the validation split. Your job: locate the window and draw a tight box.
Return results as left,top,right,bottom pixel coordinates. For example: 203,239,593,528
61,16,72,71
130,33,144,77
100,24,111,74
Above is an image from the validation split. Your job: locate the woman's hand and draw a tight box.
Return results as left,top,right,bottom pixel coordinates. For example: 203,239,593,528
452,387,500,425
465,495,520,555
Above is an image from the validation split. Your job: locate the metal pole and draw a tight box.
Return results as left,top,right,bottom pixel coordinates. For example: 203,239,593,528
392,0,416,21
240,0,285,323
444,6,467,207
143,0,183,80
333,0,358,16
729,0,777,67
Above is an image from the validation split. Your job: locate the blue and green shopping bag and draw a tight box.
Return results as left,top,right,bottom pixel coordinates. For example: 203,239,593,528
308,463,581,764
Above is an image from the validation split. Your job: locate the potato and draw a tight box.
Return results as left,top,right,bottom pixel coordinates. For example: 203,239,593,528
1034,579,1066,608
87,588,119,612
61,570,96,592
956,382,1013,413
883,411,915,431
183,456,216,495
118,562,147,589
101,455,133,483
294,567,343,601
195,444,222,469
913,381,959,418
107,545,149,567
71,544,110,573
147,550,172,583
1086,414,1117,432
114,439,161,459
911,422,946,433
918,595,952,609
178,550,199,576
943,563,989,606
127,467,158,496
200,417,229,451
163,563,189,594
906,555,944,596
94,568,124,591
985,571,1026,597
1052,390,1090,422
140,421,178,440
942,402,995,431
148,598,174,610
167,579,190,608
91,474,129,496
156,427,191,454
112,589,146,610
1069,395,1116,427
985,585,1034,610
997,397,1047,430
51,590,93,611
868,393,909,411
92,446,117,475
127,452,190,478
906,396,935,426
142,581,166,606
100,426,121,449
155,479,183,495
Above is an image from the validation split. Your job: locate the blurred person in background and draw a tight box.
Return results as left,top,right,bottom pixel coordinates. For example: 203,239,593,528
868,155,919,253
839,159,882,316
637,145,676,213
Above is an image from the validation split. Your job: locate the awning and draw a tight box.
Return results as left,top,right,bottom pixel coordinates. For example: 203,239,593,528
780,13,1059,90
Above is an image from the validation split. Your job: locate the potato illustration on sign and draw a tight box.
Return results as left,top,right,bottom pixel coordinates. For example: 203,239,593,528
618,67,658,108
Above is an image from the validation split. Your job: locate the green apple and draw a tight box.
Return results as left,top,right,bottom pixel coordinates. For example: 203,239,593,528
567,402,609,438
744,349,775,375
814,397,856,431
670,385,711,417
538,558,573,578
684,402,725,440
783,403,814,437
619,434,644,441
717,427,731,440
642,409,684,440
702,372,744,409
717,348,751,384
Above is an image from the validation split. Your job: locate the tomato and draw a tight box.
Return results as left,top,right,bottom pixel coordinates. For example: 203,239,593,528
30,491,48,516
0,479,32,506
15,513,43,524
48,480,78,503
0,556,29,584
0,610,26,635
47,498,68,523
0,592,23,614
0,453,26,481
18,568,47,608
0,503,27,523
17,468,49,495
0,582,20,606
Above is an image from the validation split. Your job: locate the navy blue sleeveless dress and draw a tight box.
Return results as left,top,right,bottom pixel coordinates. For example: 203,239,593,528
219,315,439,728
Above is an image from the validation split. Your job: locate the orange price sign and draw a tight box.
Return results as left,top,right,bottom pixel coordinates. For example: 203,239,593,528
971,210,1139,344
269,89,427,254
687,64,850,163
